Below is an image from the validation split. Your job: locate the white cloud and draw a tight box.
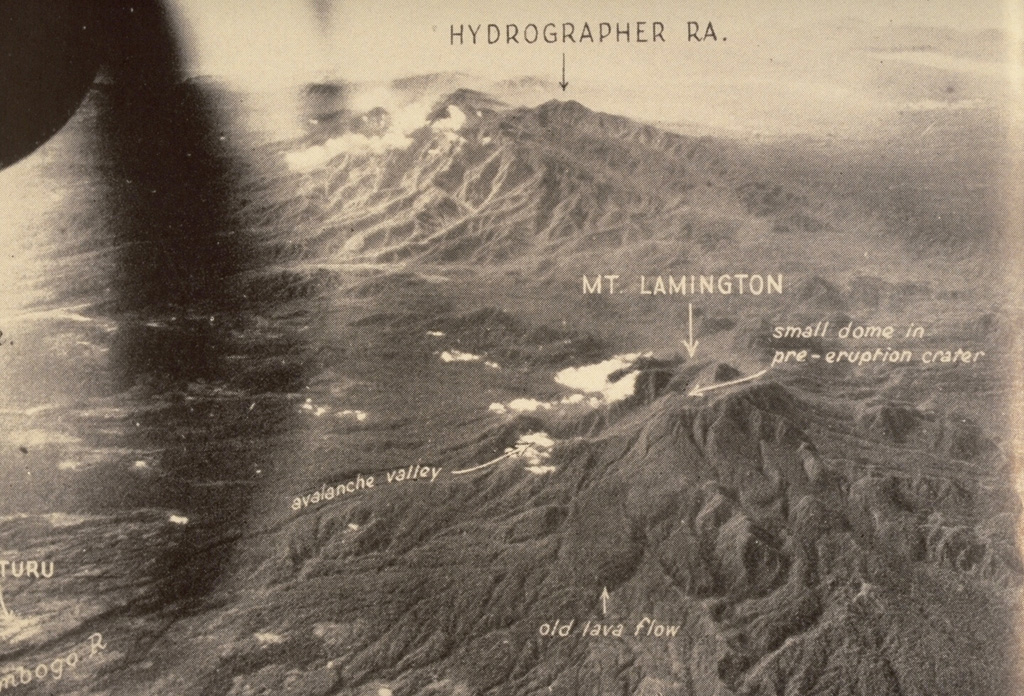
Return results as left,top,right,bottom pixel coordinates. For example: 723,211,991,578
506,432,555,468
432,105,467,132
285,129,414,170
284,92,439,171
555,353,649,403
441,349,479,362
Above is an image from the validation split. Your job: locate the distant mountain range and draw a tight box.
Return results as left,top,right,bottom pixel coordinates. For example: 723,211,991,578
253,86,853,280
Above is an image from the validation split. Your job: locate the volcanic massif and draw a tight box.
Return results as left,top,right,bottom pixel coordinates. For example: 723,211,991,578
0,75,1018,695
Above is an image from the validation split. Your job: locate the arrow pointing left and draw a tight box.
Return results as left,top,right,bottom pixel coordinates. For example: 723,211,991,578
689,368,770,398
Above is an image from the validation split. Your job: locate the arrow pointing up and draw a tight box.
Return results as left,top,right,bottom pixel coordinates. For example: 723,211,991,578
681,303,699,358
559,53,568,91
601,587,610,616
689,368,770,398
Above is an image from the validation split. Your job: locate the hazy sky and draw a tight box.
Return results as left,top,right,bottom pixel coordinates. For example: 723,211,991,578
167,0,1021,136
